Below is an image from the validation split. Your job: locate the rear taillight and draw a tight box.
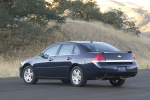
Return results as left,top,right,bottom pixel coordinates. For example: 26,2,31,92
92,53,105,62
132,54,136,60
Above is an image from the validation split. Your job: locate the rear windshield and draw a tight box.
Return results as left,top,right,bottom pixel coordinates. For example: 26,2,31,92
81,42,120,52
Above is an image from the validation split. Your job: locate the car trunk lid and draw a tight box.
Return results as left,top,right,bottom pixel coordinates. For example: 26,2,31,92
92,51,135,63
103,52,134,62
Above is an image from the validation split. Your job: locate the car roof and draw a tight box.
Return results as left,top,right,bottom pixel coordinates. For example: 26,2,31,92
61,41,105,44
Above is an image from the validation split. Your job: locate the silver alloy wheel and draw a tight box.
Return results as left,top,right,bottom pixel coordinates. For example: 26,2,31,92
72,69,81,85
111,80,119,83
24,68,33,83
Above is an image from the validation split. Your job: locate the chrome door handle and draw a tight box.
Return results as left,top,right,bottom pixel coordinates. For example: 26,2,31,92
49,58,53,61
67,57,72,60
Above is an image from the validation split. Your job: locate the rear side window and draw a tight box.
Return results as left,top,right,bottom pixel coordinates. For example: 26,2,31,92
73,46,79,54
58,44,74,55
81,43,120,52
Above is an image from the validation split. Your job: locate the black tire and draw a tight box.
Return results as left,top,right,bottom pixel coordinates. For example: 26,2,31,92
70,66,87,87
23,66,38,84
61,79,70,84
109,78,125,86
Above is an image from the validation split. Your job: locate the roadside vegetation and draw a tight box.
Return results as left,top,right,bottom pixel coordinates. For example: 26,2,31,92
0,19,150,77
0,0,149,77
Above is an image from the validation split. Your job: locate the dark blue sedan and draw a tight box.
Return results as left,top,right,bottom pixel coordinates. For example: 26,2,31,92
20,41,138,87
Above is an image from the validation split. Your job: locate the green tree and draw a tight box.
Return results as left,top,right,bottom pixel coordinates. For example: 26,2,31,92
101,9,124,29
0,0,65,33
52,0,101,21
101,9,140,35
51,0,72,14
52,0,141,35
123,21,141,35
80,0,101,21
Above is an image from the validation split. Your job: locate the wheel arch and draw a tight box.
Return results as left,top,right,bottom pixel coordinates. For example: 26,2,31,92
20,63,32,77
68,63,83,78
69,63,87,87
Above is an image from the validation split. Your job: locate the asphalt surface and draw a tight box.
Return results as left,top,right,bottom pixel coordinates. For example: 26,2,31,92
0,70,150,100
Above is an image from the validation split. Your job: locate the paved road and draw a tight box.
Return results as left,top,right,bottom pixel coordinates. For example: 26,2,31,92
0,70,150,100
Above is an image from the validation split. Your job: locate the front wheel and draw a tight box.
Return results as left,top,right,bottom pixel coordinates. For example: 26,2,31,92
70,66,87,87
109,78,125,86
23,66,38,84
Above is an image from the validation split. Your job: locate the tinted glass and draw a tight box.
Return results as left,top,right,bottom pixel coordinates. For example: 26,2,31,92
44,44,60,57
81,42,120,52
73,46,79,54
58,44,74,55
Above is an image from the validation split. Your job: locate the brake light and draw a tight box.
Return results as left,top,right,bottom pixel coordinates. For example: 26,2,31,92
93,53,105,62
132,54,136,60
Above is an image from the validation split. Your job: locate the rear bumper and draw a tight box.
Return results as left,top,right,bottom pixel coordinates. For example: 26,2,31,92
98,67,137,79
82,62,138,80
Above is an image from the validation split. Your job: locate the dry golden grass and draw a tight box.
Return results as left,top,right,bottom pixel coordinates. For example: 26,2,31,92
0,19,150,77
0,58,20,78
61,19,150,68
0,31,66,77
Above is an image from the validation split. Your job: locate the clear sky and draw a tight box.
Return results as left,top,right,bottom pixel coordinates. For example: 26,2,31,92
96,0,149,7
118,0,149,7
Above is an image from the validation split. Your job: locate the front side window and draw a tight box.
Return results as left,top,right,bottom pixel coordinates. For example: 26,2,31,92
58,44,74,55
44,44,60,57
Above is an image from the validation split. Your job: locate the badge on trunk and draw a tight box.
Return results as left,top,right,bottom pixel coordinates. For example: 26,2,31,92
118,55,121,57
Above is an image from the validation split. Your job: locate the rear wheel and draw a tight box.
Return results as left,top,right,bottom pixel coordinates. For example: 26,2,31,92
109,78,125,86
70,66,87,87
23,66,38,84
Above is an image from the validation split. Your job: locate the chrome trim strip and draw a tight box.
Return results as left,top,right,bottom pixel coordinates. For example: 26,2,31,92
92,60,133,63
105,60,133,62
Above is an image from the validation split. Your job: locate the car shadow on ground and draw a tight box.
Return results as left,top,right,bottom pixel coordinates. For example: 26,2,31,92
34,80,125,89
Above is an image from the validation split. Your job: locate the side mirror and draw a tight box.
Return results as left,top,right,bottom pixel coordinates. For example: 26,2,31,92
39,53,49,59
39,53,45,57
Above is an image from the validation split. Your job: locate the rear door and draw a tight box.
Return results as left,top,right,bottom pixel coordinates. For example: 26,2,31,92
54,44,74,78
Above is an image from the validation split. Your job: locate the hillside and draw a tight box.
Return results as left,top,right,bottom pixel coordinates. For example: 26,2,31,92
61,20,150,68
95,0,150,38
0,19,150,77
46,0,150,38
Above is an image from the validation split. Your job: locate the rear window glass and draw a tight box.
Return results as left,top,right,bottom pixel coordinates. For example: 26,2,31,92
81,42,120,52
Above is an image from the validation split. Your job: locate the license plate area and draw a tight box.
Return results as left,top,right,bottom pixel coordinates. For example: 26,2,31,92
117,66,126,72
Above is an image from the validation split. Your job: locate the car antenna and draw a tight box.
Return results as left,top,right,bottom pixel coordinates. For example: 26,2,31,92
90,40,93,43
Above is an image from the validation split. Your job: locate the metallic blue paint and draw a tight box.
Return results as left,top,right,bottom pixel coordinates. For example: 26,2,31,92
20,41,138,80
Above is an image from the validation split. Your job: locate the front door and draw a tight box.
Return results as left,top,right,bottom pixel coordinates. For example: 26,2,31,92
34,44,61,78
